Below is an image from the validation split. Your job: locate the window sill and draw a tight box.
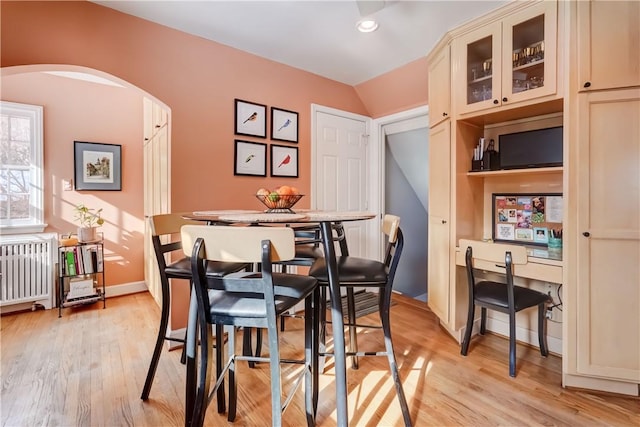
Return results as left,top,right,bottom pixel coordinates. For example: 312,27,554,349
0,224,48,235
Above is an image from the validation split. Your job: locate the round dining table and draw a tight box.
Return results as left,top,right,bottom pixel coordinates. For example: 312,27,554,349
183,209,376,427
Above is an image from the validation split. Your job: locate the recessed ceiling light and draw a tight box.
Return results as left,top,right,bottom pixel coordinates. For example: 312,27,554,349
357,19,379,33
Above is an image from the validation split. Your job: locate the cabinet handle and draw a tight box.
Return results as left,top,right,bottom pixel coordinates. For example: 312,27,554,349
441,219,447,224
493,99,499,105
155,124,161,128
144,138,149,141
442,112,448,117
583,82,591,88
502,97,508,102
582,232,590,237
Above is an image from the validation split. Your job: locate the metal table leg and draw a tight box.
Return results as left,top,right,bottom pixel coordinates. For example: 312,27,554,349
319,221,348,426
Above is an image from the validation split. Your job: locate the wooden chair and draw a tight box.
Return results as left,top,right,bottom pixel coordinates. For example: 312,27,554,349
308,214,411,426
182,225,319,427
140,214,249,401
459,239,551,377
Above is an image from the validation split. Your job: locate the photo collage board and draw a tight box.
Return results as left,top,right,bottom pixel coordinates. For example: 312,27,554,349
492,193,563,246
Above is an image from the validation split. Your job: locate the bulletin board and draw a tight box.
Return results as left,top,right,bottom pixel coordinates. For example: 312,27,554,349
492,193,563,246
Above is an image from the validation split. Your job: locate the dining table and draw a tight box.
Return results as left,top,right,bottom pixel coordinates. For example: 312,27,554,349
183,209,376,427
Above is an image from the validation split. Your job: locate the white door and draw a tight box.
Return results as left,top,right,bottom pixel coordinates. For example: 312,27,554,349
312,105,372,258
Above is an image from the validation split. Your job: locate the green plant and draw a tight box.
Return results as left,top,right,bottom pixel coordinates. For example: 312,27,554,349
74,204,104,228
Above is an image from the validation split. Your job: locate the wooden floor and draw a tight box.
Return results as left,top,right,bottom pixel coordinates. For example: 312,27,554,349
1,292,637,426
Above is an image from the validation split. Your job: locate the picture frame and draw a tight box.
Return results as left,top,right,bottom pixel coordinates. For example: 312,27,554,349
74,141,122,191
270,144,298,178
234,140,267,176
492,192,563,247
234,99,267,138
270,107,298,143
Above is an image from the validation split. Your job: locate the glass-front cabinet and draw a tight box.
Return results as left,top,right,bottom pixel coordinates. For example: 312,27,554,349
454,1,557,115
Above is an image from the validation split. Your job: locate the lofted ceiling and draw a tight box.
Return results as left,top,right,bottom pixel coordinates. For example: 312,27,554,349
92,0,509,86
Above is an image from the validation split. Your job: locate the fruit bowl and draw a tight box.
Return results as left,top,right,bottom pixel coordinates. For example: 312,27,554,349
256,194,304,213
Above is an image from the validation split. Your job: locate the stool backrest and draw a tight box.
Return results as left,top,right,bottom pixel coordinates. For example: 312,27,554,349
181,225,295,263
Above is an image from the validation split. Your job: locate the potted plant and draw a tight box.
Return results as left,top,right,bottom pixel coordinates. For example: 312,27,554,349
74,204,104,242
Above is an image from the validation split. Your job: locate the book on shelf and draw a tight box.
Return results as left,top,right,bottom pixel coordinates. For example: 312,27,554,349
65,249,76,276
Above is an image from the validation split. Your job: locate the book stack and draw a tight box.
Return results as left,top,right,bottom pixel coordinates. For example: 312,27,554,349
60,245,103,276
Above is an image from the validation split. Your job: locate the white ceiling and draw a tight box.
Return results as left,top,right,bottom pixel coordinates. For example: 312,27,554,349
92,0,509,86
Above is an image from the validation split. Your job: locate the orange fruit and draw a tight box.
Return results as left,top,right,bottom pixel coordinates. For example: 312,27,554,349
276,185,293,196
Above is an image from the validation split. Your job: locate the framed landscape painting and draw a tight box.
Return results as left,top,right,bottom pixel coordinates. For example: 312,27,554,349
74,141,122,191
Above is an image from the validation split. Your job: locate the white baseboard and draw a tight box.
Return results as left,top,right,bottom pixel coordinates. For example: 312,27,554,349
104,281,148,298
483,317,562,355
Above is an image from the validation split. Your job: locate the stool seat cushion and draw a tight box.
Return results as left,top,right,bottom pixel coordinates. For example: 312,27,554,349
474,281,550,311
165,257,249,279
309,256,387,284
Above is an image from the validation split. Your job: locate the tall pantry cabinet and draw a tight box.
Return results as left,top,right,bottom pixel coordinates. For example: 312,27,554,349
563,0,640,395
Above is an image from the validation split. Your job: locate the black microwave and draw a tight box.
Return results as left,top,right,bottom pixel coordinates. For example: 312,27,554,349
498,126,563,170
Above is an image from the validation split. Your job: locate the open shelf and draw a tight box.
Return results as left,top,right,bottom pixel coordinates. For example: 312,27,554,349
467,166,562,177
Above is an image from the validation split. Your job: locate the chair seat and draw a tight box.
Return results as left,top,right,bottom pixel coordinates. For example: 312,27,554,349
165,257,249,278
309,256,387,284
474,281,550,311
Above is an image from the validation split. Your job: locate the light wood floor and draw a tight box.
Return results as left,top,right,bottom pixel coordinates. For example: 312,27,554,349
1,292,637,426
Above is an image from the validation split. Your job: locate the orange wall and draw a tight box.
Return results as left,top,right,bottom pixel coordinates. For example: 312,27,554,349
355,57,429,118
1,72,145,287
0,0,369,214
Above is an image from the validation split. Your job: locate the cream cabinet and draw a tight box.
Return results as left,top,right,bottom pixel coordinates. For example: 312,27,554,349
427,44,451,128
577,0,640,92
427,120,451,323
565,88,640,395
453,0,557,116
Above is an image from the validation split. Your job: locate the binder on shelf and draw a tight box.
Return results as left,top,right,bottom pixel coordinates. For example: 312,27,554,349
65,250,76,276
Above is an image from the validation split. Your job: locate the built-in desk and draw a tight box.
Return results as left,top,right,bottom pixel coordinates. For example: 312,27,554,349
455,244,563,284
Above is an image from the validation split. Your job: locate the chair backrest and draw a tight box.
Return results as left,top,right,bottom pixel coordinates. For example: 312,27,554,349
382,214,403,287
149,213,200,272
459,239,528,301
181,225,295,263
181,225,297,318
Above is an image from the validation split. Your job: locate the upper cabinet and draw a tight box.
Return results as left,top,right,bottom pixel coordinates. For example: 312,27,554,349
577,0,640,91
428,44,451,128
454,1,558,116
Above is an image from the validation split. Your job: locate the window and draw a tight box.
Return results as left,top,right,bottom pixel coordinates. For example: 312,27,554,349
0,101,45,233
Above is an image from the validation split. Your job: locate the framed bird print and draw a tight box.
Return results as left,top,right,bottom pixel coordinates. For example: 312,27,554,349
234,140,267,176
271,107,298,143
270,144,298,177
234,99,267,138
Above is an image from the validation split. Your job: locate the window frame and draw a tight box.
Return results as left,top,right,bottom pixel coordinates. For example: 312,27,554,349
0,101,46,234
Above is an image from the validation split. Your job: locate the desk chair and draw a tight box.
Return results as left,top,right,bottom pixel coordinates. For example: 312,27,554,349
182,225,319,427
308,214,411,426
140,214,249,401
459,239,551,377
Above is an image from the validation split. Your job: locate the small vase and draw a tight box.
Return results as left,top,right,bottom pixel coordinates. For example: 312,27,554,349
77,227,97,243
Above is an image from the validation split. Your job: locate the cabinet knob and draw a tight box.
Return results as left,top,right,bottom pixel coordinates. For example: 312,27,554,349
155,124,161,128
502,97,508,102
144,138,149,141
493,99,499,105
583,232,590,237
441,219,447,224
583,82,591,88
442,112,448,117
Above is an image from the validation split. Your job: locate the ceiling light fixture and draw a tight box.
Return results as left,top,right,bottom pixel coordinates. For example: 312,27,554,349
357,19,379,33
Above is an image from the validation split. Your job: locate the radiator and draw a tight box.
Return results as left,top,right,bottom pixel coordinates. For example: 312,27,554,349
0,233,57,309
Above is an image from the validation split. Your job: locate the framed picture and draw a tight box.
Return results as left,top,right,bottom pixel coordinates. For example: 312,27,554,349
234,140,267,176
74,141,122,191
271,107,298,143
492,193,563,246
234,99,267,138
270,144,298,178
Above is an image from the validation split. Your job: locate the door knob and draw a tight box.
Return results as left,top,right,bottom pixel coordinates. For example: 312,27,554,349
582,232,590,237
502,97,508,102
442,112,448,117
583,82,591,88
441,219,447,224
493,99,499,105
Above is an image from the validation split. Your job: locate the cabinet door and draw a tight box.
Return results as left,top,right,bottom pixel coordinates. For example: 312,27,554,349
428,44,451,128
501,0,557,104
577,0,640,91
427,121,451,323
576,88,640,381
453,21,502,115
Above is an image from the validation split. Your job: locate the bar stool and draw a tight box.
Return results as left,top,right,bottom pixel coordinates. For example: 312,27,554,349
182,225,319,426
140,213,249,401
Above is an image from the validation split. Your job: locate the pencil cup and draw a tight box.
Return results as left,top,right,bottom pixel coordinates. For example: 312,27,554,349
547,237,562,250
